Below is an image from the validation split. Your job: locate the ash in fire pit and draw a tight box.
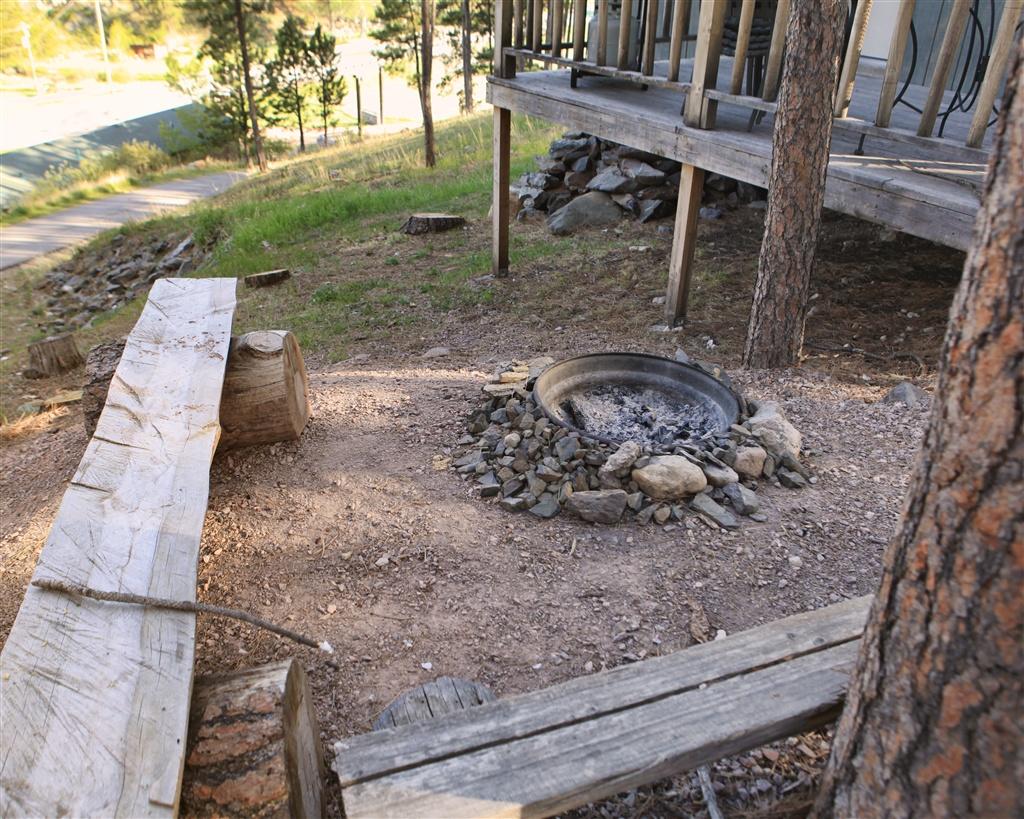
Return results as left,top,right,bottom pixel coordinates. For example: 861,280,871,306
535,353,740,452
560,384,722,449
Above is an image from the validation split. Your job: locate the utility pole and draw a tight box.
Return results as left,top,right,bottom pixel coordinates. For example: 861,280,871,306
18,23,40,94
378,66,384,125
354,76,362,139
94,0,112,83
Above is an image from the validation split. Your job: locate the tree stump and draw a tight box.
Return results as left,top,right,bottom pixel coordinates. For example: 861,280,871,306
25,333,84,379
82,331,310,449
244,269,291,288
219,330,309,450
399,213,467,235
182,660,326,818
83,339,128,437
372,676,496,731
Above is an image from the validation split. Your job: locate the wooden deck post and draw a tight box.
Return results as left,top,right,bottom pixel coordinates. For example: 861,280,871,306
918,0,971,137
665,164,704,324
834,0,873,117
874,0,916,127
965,0,1023,147
493,0,515,278
683,0,726,127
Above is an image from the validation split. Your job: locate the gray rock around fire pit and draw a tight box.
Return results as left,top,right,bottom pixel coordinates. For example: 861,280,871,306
453,354,811,528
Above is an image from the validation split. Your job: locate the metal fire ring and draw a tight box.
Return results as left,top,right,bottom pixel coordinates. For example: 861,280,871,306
533,352,741,446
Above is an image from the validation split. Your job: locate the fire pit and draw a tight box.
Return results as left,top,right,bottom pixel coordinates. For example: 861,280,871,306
534,353,741,450
453,352,809,528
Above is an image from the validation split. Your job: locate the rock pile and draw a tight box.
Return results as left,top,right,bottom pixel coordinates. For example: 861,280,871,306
514,132,766,234
454,357,812,527
36,232,207,334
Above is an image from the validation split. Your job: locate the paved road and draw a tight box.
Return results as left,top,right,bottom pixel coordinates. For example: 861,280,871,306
0,171,247,271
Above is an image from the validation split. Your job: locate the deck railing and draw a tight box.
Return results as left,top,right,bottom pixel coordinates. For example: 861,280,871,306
494,0,1022,149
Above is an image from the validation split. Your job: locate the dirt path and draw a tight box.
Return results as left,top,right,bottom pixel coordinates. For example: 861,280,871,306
0,171,246,271
0,351,930,813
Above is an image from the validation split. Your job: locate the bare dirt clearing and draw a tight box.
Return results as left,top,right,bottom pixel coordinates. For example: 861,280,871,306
0,207,959,816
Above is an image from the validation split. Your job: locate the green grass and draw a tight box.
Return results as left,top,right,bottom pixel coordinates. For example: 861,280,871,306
1,112,572,415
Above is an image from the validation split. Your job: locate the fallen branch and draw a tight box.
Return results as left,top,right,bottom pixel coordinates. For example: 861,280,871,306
697,765,724,819
32,578,333,653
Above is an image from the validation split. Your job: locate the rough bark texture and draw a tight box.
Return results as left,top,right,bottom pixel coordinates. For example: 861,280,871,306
742,0,846,368
420,0,438,167
400,213,467,235
814,45,1023,819
25,333,84,378
182,660,326,818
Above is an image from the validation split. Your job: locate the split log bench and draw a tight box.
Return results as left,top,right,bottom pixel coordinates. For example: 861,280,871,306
0,278,315,817
334,595,871,819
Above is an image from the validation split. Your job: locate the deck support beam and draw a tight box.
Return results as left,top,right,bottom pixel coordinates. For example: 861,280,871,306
492,106,512,277
665,163,703,324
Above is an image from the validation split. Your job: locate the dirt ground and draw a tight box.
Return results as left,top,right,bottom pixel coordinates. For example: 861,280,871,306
0,207,962,817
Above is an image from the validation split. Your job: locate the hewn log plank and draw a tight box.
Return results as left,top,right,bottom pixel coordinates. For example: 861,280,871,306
335,596,870,786
0,278,236,817
340,640,860,818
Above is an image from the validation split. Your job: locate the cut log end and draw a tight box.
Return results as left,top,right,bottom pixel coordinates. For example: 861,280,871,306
399,213,467,235
25,334,84,379
372,676,497,731
182,659,325,818
219,330,310,450
82,331,310,449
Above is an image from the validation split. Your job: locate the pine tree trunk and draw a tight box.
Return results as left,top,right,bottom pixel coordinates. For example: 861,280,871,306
295,80,305,151
741,0,846,368
322,81,329,144
420,0,438,167
813,45,1023,819
461,0,474,113
234,0,267,173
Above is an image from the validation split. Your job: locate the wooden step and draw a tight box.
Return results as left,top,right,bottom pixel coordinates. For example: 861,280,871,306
0,278,236,817
334,596,872,819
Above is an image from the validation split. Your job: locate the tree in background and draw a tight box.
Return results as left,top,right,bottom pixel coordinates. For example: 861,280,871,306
371,0,437,167
813,46,1022,817
267,15,312,151
180,0,272,169
437,0,494,113
742,0,846,367
306,24,347,145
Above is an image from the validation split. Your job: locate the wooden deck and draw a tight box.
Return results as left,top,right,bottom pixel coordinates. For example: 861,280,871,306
488,58,988,251
335,596,871,818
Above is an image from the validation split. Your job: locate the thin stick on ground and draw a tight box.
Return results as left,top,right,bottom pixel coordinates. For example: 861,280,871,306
32,578,334,653
698,765,724,819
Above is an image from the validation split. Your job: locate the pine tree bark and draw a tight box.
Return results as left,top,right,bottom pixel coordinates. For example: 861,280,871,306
461,0,474,113
813,45,1023,819
234,0,267,173
420,0,438,167
742,0,846,368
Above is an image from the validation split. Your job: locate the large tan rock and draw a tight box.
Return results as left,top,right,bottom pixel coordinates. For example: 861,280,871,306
733,445,768,480
632,455,707,500
747,401,802,460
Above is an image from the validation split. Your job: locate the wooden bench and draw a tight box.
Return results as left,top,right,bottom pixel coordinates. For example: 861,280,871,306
334,595,872,818
1,279,236,817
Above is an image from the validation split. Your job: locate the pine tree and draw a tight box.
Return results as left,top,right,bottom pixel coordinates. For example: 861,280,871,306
437,0,493,112
268,15,312,151
370,0,437,166
306,24,346,145
182,0,272,168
